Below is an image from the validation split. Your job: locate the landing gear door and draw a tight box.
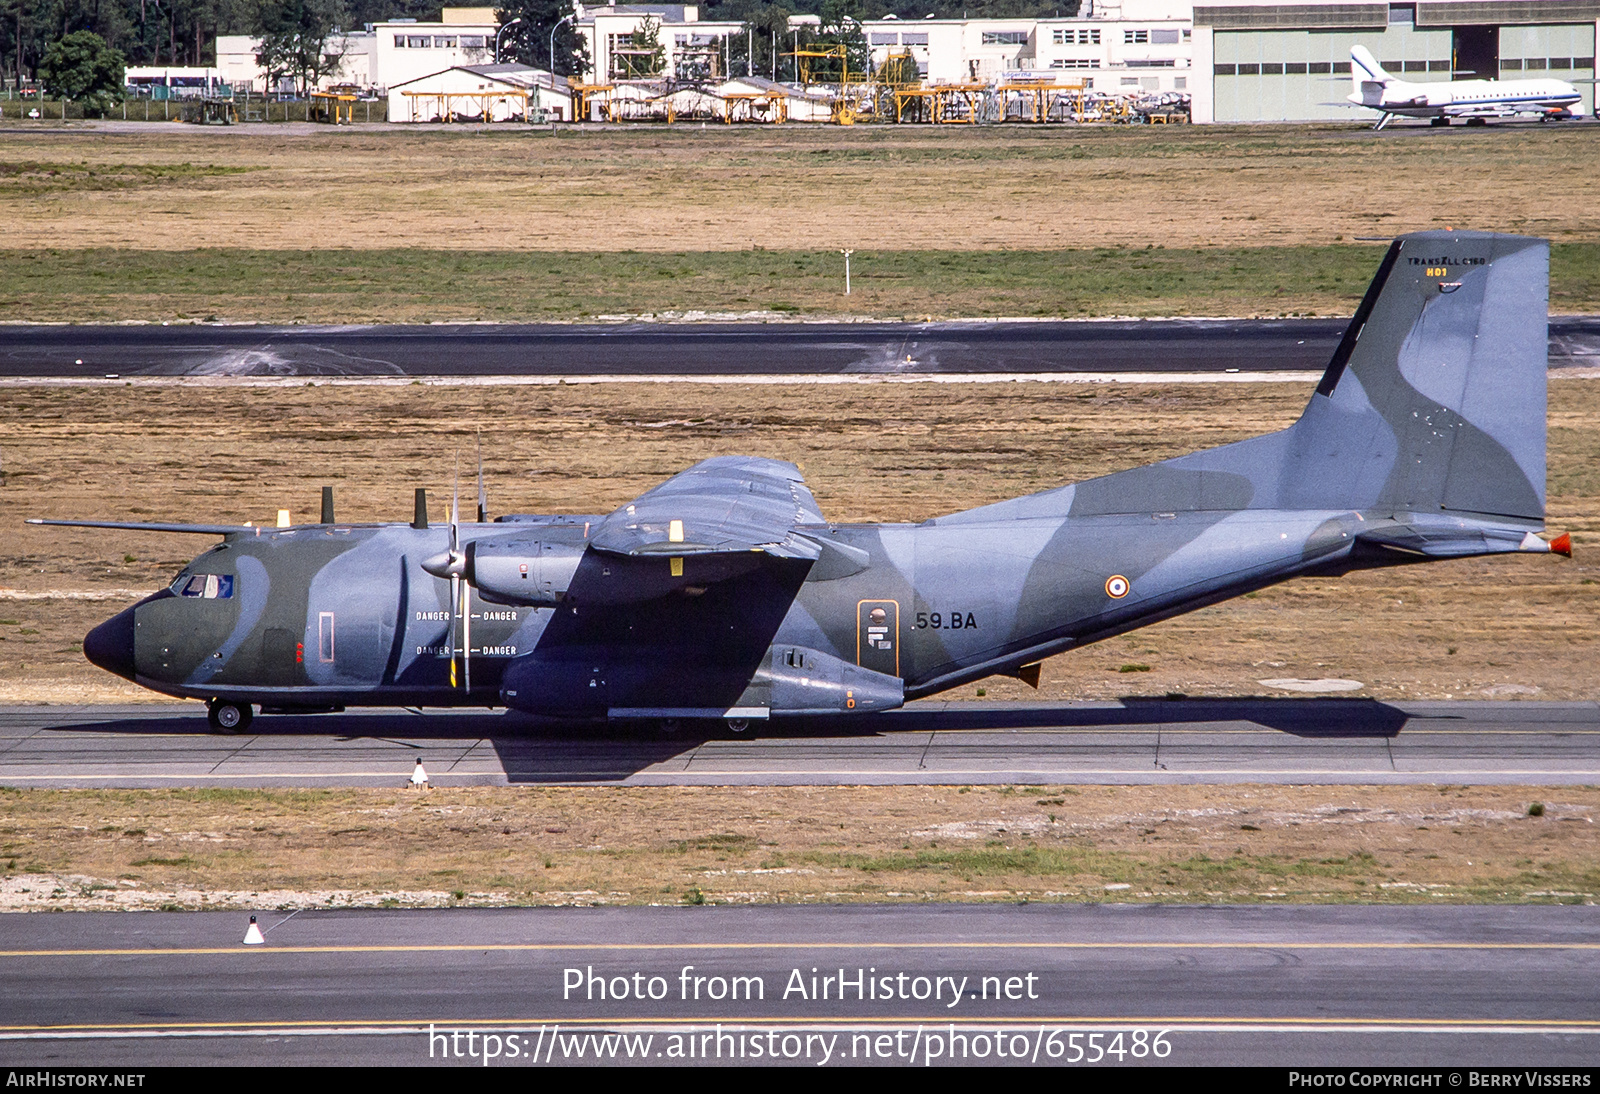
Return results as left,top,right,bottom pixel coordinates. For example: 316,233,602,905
857,600,900,678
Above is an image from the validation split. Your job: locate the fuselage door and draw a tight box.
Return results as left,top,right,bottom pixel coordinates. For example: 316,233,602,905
856,599,900,677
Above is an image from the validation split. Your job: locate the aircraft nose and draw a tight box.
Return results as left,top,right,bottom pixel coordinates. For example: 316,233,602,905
84,606,137,681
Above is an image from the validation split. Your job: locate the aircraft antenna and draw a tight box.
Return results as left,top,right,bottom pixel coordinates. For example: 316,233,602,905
476,429,488,524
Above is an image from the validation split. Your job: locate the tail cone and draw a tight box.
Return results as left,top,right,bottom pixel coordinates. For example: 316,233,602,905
1550,532,1572,557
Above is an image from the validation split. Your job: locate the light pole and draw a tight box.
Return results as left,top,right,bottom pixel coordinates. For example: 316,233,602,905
549,13,575,76
495,17,522,64
840,249,854,295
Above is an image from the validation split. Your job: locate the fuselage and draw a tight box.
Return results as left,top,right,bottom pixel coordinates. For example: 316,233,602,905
88,499,1396,718
1349,75,1582,118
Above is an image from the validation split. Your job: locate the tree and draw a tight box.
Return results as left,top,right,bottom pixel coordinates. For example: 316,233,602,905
618,14,663,77
495,0,586,78
253,0,348,95
38,29,125,115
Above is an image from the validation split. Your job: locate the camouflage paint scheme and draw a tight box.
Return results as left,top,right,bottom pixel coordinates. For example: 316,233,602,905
46,231,1564,728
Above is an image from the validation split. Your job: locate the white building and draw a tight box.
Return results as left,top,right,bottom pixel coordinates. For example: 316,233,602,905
374,7,504,92
388,62,571,121
124,66,230,98
215,32,377,94
215,7,505,95
1191,0,1597,123
577,4,745,82
863,0,1193,93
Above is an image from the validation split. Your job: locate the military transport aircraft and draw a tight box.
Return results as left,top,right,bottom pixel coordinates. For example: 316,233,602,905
1347,45,1584,129
34,230,1570,734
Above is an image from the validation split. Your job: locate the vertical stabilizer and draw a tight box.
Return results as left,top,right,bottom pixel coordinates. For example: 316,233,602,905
1350,45,1394,105
1285,231,1548,520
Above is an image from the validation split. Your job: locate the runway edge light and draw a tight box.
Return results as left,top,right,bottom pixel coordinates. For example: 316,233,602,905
243,916,265,945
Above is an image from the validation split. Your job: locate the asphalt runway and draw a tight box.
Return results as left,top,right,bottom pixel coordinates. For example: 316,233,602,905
1,318,1596,379
0,904,1595,1066
3,699,1597,788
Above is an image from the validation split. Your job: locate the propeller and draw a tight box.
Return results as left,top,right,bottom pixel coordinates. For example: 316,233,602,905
421,456,470,693
421,441,494,693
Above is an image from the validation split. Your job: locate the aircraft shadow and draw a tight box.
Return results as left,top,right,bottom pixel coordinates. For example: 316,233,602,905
44,697,1412,785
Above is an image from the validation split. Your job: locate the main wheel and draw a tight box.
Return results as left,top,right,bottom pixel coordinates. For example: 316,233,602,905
207,700,253,734
722,717,757,739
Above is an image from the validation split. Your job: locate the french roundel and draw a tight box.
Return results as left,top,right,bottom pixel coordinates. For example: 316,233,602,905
1105,575,1130,599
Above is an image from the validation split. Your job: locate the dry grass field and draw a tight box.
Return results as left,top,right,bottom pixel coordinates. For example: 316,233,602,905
3,377,1596,705
2,784,1594,910
4,123,1598,252
3,123,1599,320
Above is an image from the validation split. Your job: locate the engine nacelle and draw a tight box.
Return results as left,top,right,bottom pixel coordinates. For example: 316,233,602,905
469,539,586,606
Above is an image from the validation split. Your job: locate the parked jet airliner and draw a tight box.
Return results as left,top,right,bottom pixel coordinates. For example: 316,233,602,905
1348,45,1583,129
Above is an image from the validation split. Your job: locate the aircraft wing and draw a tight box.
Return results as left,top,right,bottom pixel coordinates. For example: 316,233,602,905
590,456,827,560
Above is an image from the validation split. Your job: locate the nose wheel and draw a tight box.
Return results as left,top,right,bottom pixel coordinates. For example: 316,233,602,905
207,699,253,734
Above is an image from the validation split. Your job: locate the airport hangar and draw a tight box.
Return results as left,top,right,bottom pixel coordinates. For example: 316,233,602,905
1190,0,1599,121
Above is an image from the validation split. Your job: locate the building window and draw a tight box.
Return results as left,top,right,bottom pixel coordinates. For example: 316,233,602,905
1285,61,1307,74
460,35,486,48
1052,28,1100,45
1050,58,1095,68
394,34,408,47
900,32,928,45
1124,29,1148,44
1131,59,1176,67
1308,61,1331,73
1151,28,1179,44
870,32,897,45
1260,62,1283,74
407,35,430,48
434,36,456,48
981,30,1029,45
1388,3,1415,24
1236,62,1259,74
1214,63,1235,75
1120,76,1140,85
1174,76,1186,88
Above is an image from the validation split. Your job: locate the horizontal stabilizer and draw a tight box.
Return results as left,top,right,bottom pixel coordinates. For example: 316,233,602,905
1355,516,1551,558
26,518,253,535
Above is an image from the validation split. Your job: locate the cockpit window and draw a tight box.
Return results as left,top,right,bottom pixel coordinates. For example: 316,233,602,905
173,573,234,599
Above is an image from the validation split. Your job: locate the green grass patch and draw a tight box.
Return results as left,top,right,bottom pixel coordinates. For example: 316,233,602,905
0,161,253,195
10,243,1596,323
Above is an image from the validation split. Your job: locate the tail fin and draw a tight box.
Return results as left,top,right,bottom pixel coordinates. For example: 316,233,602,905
1351,45,1392,88
1284,230,1547,521
1075,231,1549,524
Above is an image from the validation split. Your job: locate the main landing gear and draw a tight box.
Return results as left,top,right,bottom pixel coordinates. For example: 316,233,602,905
207,698,254,734
653,716,761,739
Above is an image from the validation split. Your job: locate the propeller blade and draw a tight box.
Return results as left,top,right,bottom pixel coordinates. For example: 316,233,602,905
449,572,459,688
461,571,471,692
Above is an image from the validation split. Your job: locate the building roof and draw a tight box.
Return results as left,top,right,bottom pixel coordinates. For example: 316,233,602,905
390,63,569,91
583,5,695,20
